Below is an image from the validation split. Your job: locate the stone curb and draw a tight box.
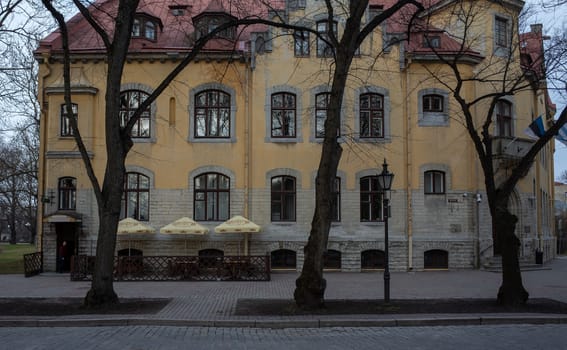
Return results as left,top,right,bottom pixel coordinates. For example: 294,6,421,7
0,315,565,328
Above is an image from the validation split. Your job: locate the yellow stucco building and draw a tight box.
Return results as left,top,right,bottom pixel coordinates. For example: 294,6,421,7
35,0,556,272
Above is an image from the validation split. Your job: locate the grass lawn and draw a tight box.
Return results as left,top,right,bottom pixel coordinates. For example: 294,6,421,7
0,244,37,274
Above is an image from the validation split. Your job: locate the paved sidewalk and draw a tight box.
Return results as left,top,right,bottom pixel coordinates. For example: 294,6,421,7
1,257,566,328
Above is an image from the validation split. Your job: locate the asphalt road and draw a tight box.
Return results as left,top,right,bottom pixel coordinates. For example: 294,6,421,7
1,325,566,350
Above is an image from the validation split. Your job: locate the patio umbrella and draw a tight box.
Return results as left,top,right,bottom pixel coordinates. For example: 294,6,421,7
159,217,209,255
214,215,260,256
117,217,155,256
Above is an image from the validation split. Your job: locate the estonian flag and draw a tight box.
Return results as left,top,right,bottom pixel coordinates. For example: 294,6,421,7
524,115,546,139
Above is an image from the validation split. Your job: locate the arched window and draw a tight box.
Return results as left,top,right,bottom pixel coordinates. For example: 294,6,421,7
271,92,296,138
120,90,151,138
60,103,78,137
360,93,384,138
132,16,158,41
424,249,449,269
323,249,341,269
121,172,150,221
270,249,297,269
424,171,445,194
496,100,512,137
271,176,296,221
194,90,231,138
58,177,76,210
194,173,230,221
361,249,385,269
360,176,382,222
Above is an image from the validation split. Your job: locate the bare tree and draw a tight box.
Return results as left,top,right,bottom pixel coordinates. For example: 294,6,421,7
38,0,426,308
413,0,567,305
0,137,37,244
293,0,423,309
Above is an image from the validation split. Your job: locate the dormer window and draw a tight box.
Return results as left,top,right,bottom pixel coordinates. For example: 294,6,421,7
195,16,236,40
423,35,440,48
132,16,158,41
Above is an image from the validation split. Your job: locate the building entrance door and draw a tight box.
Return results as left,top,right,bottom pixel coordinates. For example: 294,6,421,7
56,223,77,273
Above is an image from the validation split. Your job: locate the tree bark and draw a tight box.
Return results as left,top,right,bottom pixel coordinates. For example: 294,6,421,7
294,140,342,309
494,207,529,305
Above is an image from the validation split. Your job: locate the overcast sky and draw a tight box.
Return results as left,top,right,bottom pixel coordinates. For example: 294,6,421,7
523,0,567,180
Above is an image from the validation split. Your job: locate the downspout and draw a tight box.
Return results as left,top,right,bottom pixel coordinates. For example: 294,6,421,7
37,53,52,254
243,45,254,255
402,48,413,270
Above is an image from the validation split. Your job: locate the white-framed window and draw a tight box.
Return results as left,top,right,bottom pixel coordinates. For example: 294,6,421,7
132,16,158,41
424,171,445,194
418,88,449,127
60,103,78,137
58,177,76,210
294,30,310,57
359,93,384,138
316,20,337,57
120,90,151,138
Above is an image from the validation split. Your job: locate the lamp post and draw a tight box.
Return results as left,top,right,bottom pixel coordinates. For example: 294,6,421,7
377,159,394,303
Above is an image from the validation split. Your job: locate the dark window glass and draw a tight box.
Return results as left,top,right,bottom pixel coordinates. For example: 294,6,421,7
315,92,331,138
121,172,150,221
360,176,383,222
361,249,385,269
424,249,449,269
323,249,341,269
195,90,231,138
423,35,440,48
58,177,76,210
271,176,296,221
360,93,384,138
270,249,297,269
271,92,296,137
194,173,230,221
317,20,337,57
422,94,444,113
294,30,310,57
331,177,341,222
132,17,157,41
119,90,151,138
424,171,445,194
60,104,78,137
495,17,508,47
496,100,512,137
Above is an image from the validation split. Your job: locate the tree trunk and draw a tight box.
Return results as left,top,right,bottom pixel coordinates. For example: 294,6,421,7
494,208,529,305
84,209,120,307
294,139,342,309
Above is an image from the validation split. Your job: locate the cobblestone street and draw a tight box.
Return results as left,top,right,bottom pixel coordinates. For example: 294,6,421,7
1,324,566,350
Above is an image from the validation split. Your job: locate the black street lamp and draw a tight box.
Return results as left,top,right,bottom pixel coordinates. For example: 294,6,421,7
377,159,394,303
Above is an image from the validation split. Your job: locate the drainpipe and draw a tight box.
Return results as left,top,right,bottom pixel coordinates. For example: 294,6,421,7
243,49,254,255
403,54,413,270
37,53,52,254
